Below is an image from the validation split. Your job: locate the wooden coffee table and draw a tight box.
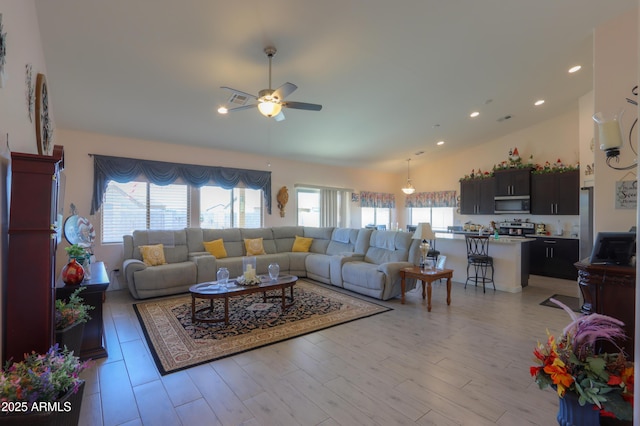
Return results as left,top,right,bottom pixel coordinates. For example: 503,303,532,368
189,274,298,324
400,267,453,312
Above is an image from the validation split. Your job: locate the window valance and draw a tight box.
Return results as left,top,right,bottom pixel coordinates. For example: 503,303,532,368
359,191,396,208
90,155,272,215
405,191,457,208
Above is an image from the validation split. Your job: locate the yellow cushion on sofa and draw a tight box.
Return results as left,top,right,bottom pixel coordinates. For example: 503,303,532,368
139,244,166,266
203,239,227,258
292,235,313,252
244,238,266,256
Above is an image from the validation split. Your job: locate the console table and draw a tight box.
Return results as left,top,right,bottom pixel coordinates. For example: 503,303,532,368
56,261,110,360
575,260,635,357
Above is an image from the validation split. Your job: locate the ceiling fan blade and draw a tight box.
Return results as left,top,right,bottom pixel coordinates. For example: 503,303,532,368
273,111,286,122
272,82,297,101
220,86,257,107
282,101,323,111
225,104,257,112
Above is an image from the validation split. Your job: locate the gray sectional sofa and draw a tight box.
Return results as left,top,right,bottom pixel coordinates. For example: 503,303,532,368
122,226,419,300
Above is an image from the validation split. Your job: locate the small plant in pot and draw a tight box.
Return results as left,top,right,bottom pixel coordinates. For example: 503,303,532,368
55,287,93,357
64,243,86,263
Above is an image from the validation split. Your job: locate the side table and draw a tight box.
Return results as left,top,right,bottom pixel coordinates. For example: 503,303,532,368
400,267,453,312
56,261,110,360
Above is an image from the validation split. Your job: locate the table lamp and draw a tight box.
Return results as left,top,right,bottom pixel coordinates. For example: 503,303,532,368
412,222,436,268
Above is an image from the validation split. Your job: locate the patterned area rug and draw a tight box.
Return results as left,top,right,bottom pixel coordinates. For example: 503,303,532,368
133,280,391,375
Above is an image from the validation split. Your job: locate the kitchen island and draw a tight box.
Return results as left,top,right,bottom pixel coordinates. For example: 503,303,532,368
434,233,534,293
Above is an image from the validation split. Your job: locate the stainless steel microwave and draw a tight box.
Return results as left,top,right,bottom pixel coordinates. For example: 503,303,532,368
494,196,530,214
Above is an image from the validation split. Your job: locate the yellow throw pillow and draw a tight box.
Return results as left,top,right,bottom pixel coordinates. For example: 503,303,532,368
139,244,166,266
292,235,313,252
244,237,266,256
203,239,227,258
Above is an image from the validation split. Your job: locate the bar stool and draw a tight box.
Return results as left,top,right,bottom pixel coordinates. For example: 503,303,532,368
464,235,495,293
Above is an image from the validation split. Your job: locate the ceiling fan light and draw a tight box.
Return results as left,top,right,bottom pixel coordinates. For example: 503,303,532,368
217,106,228,114
258,101,282,117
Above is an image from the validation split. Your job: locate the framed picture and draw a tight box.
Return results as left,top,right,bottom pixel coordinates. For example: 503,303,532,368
35,73,54,155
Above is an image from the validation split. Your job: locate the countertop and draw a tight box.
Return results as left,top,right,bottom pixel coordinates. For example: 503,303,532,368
443,231,578,240
435,232,535,244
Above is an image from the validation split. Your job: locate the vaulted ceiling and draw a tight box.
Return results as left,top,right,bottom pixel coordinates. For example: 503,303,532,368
35,0,638,172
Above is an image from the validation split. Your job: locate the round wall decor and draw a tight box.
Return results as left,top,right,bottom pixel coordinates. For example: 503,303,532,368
35,73,54,155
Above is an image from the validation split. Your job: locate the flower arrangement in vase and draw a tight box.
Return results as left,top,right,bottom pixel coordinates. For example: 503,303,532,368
530,298,634,422
0,344,91,423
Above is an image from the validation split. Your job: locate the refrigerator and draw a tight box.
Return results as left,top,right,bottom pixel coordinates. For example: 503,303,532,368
579,187,594,261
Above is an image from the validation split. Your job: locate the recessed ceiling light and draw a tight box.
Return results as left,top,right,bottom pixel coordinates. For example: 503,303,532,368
217,106,228,114
470,111,480,118
437,141,445,146
534,100,545,106
568,65,582,74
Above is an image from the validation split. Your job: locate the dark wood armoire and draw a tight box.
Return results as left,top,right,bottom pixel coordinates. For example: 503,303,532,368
575,260,636,358
4,145,64,363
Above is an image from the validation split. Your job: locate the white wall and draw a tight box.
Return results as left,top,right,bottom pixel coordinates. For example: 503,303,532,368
593,10,638,232
0,0,49,358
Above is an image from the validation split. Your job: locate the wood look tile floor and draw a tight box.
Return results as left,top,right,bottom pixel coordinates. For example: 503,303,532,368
78,275,580,426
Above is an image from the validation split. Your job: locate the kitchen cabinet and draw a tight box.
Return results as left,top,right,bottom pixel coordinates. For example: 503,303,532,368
494,168,531,196
460,178,494,215
529,237,579,280
531,170,579,215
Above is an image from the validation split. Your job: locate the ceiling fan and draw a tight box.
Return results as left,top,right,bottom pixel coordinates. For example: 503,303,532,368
218,47,322,122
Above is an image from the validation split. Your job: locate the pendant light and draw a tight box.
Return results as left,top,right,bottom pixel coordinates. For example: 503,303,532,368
402,159,416,194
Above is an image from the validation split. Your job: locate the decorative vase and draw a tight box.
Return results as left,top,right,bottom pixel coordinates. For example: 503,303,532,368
55,322,85,358
61,258,85,286
557,392,600,426
0,380,85,425
268,263,280,281
216,267,229,284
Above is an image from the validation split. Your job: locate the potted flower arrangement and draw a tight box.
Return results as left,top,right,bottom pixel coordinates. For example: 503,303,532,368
55,287,93,357
0,344,90,424
530,299,634,424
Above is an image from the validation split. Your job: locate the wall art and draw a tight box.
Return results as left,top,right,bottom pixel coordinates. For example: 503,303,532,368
35,73,54,155
26,64,34,121
0,14,7,88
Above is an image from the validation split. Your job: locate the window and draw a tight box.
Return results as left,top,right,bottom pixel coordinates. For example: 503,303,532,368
361,207,390,229
296,186,350,227
200,186,263,229
102,182,263,243
102,181,189,243
410,207,454,231
297,188,320,227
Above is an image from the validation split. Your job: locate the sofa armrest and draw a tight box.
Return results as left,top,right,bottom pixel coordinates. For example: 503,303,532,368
339,252,364,261
376,261,414,277
122,259,147,299
329,253,364,286
188,251,211,258
190,254,216,282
